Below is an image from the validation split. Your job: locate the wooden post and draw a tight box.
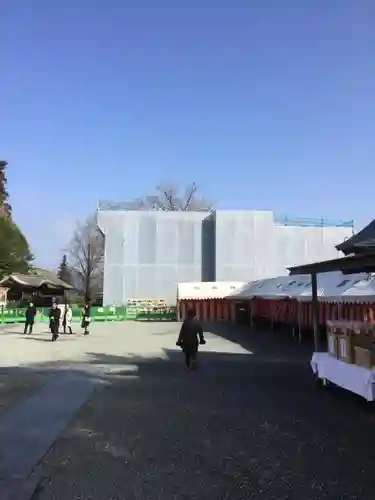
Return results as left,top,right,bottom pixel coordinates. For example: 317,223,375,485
311,272,320,352
297,300,302,344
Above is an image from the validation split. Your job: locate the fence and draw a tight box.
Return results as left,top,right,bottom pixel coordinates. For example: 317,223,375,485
0,306,178,325
273,214,354,228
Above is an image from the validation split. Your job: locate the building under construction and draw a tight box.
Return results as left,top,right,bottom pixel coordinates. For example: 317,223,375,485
97,203,354,306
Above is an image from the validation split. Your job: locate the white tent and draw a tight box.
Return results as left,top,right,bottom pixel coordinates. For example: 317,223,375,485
340,275,375,303
228,280,263,299
228,272,374,303
297,271,368,302
230,275,310,300
178,281,246,301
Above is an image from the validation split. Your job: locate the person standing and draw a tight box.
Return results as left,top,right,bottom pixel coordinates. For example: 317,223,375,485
176,309,206,371
81,301,92,335
63,304,73,334
24,301,37,335
49,302,61,342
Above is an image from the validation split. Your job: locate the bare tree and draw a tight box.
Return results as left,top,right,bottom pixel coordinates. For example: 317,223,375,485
133,182,213,212
67,214,104,301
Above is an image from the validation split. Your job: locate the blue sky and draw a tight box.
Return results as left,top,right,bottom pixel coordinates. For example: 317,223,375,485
1,0,374,268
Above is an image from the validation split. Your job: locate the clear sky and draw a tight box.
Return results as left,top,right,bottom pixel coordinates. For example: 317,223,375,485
1,0,374,268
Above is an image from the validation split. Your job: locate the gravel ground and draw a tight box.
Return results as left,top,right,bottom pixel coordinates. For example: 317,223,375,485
24,323,375,500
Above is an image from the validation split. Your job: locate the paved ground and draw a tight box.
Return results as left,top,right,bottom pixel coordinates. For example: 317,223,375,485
0,322,374,499
0,325,51,416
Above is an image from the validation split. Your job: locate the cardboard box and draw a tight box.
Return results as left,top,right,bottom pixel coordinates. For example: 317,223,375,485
327,332,339,358
354,346,375,370
353,332,373,350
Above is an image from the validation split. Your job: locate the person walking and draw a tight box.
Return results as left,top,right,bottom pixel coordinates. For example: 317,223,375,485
49,302,61,342
81,301,92,335
63,304,73,334
24,301,37,335
176,309,206,371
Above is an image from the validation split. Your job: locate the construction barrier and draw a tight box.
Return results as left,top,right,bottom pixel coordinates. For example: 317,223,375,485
0,306,178,324
136,310,177,321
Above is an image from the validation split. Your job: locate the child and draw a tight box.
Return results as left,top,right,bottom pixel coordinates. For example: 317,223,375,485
176,309,206,370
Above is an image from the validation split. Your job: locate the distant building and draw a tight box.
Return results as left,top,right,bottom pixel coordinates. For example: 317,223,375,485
0,268,74,306
98,205,354,306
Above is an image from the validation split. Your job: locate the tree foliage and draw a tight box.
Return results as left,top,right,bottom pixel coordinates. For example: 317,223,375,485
57,253,73,284
0,161,11,216
0,217,33,279
0,176,9,204
67,215,104,301
133,182,212,212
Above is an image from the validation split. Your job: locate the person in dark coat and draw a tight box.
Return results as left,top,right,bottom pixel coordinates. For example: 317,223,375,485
176,309,206,370
49,302,61,341
81,301,92,335
24,301,37,335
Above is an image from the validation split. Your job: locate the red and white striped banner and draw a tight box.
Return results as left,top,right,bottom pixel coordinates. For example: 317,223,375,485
178,298,375,328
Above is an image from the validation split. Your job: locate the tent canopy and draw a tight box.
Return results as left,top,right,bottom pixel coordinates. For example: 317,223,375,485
177,281,246,301
228,272,375,303
231,275,310,300
341,275,375,303
336,219,375,255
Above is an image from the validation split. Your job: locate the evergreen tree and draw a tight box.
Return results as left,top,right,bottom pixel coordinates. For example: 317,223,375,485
57,253,72,284
0,217,33,278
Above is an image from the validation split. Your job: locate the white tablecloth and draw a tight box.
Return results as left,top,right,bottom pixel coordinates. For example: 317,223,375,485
311,352,375,401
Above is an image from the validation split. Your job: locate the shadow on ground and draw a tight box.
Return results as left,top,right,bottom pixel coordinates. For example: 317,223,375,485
1,325,374,499
202,321,314,363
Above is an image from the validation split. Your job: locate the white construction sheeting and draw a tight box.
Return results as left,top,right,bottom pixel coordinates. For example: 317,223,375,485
98,207,353,305
98,210,209,305
214,211,352,282
177,282,246,301
229,272,375,303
